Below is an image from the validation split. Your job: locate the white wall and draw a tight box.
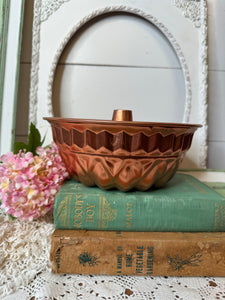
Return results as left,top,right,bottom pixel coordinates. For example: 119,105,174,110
15,0,225,169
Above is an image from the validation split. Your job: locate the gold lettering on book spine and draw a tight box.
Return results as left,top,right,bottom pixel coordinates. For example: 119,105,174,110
57,195,71,227
214,203,225,230
98,196,117,229
126,203,132,228
73,194,84,228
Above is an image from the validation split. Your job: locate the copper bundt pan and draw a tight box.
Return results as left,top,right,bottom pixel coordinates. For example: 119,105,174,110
44,110,201,191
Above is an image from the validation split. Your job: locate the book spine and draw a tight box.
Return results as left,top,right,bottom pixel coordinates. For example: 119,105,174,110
50,230,225,276
53,189,225,231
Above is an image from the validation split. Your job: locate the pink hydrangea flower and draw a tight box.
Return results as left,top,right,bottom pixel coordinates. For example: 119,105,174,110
0,142,69,221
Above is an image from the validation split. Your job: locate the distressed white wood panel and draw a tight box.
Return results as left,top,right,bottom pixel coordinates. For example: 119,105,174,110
15,63,30,135
208,141,225,169
208,70,225,141
207,0,225,71
0,0,25,155
52,65,185,122
60,14,180,68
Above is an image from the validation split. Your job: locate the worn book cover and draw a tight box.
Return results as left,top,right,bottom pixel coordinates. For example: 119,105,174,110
50,230,225,276
53,174,225,231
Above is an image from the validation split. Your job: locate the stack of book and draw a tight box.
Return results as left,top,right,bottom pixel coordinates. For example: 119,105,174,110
50,172,225,276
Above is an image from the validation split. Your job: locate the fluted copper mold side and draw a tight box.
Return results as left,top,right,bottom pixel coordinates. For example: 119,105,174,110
44,111,201,191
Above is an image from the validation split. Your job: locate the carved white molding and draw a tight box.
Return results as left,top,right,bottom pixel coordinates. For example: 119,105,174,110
41,0,71,22
29,0,208,168
29,0,41,125
174,0,208,167
199,0,208,168
175,0,201,28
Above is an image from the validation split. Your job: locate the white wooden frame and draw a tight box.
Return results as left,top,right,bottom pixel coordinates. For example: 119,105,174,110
29,0,208,168
0,0,25,155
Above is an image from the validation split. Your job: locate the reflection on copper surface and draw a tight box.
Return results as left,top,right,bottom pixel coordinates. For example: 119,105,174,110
44,110,201,191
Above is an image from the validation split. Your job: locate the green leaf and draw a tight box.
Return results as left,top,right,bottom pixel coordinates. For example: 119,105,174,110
14,142,29,154
27,122,42,155
13,122,43,155
9,214,16,220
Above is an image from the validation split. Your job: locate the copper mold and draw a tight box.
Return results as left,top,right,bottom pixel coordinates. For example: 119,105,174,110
44,110,201,191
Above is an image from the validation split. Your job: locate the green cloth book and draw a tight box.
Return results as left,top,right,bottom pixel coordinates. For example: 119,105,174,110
53,174,225,231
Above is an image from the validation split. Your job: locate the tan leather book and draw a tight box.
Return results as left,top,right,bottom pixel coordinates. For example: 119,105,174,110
50,230,225,276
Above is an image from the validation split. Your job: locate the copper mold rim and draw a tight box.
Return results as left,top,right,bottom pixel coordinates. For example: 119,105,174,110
44,116,201,129
45,121,200,157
